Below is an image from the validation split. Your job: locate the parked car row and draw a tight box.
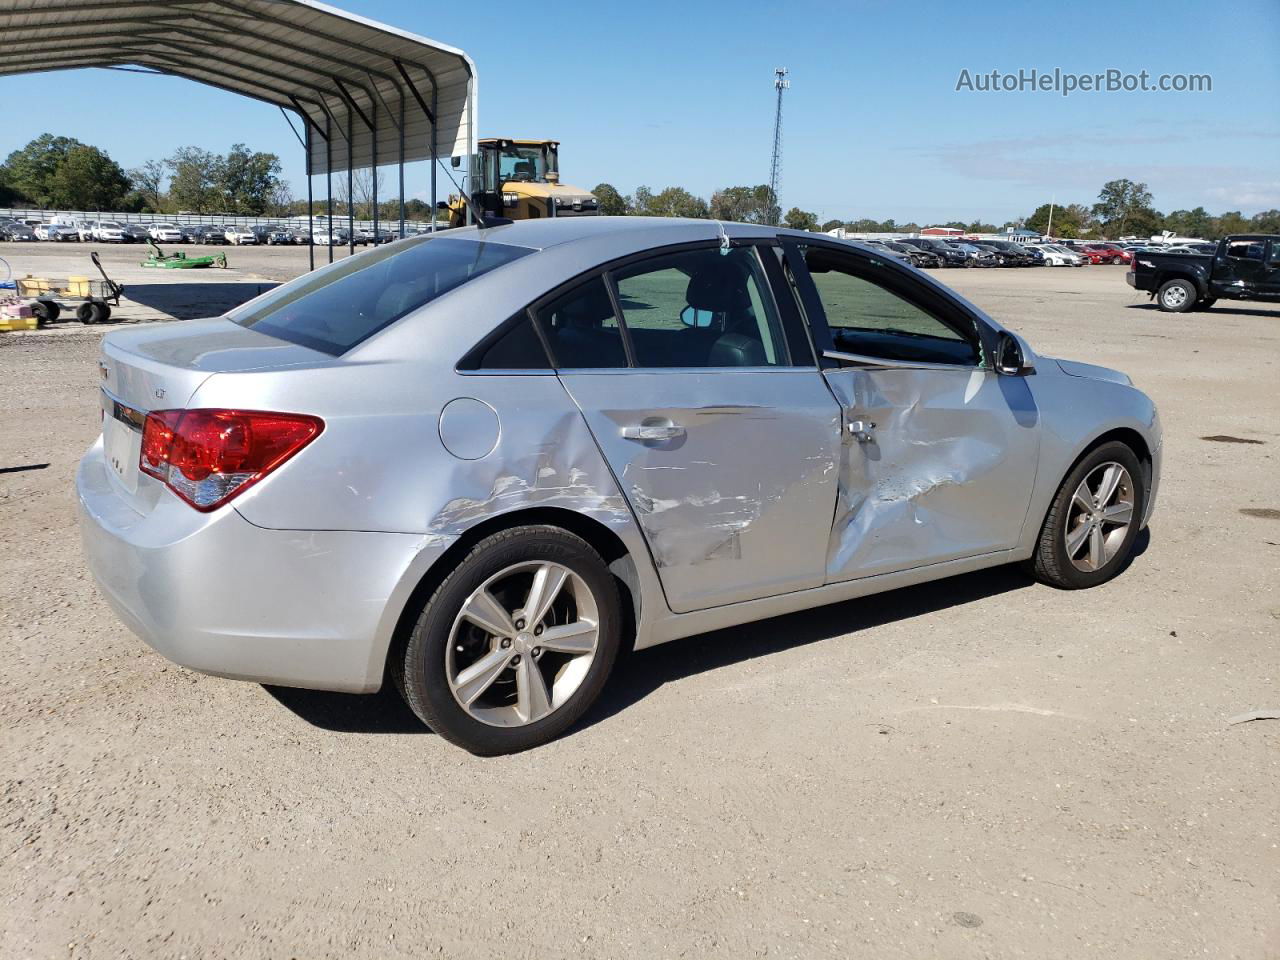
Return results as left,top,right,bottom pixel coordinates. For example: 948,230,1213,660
1,217,404,246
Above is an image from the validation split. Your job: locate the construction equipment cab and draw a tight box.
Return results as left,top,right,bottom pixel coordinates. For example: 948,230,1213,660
446,139,598,227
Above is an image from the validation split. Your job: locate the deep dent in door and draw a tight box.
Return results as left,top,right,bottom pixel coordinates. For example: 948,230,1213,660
823,366,1039,579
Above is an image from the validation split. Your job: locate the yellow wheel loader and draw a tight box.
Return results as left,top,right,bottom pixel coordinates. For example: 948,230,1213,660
445,139,598,227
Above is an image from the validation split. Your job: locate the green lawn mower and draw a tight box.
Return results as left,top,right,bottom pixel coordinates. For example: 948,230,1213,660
141,239,228,269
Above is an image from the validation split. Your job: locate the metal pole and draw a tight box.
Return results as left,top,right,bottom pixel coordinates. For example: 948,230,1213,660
326,112,333,264
305,118,314,272
398,95,405,238
430,85,437,231
371,100,378,247
347,109,354,257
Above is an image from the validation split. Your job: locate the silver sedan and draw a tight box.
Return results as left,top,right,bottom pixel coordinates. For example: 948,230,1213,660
78,218,1161,755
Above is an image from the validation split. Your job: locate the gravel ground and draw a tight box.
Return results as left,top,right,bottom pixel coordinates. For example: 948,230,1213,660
2,249,1278,959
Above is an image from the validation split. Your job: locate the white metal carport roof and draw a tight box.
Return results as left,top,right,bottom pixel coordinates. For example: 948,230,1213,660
0,0,477,175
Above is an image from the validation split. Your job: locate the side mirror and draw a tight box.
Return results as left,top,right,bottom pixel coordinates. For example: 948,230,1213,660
995,331,1034,376
450,156,461,168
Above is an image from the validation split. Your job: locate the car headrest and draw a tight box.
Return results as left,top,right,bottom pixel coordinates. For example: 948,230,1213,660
685,260,750,314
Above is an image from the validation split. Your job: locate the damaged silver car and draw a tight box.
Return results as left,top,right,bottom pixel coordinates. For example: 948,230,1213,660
78,217,1161,754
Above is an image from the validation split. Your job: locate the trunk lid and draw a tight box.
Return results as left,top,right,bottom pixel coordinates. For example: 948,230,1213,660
97,317,334,514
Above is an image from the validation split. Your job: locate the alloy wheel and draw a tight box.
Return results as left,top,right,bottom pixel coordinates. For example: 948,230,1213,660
1162,285,1188,308
446,561,599,727
1064,461,1135,572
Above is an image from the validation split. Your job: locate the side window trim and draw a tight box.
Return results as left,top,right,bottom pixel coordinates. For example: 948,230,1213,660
781,238,995,369
600,269,639,368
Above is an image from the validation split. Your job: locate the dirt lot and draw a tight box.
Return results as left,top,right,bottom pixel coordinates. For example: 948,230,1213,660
2,245,1278,959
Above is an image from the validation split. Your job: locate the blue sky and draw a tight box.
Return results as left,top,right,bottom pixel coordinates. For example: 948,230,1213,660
3,0,1277,223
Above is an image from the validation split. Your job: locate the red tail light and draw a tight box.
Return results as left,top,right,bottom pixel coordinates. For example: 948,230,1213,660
140,409,323,511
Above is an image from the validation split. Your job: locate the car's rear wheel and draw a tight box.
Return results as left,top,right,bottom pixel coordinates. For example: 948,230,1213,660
1157,278,1197,312
1028,441,1146,589
396,526,622,755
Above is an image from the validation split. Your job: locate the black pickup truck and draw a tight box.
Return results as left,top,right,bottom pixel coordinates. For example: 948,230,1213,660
1127,234,1280,312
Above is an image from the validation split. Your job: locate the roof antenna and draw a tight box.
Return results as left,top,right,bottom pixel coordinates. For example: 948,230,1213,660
715,220,731,255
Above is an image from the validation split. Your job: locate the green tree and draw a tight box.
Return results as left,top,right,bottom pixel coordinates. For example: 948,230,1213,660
0,168,22,206
966,221,997,233
846,218,883,233
128,159,167,212
1251,209,1280,234
220,143,283,214
47,145,130,210
166,146,223,213
631,185,654,215
591,182,630,216
1209,210,1251,238
1092,179,1156,237
1,133,85,206
1162,206,1212,237
783,207,819,231
1027,202,1094,238
820,219,844,232
635,186,708,218
709,185,773,224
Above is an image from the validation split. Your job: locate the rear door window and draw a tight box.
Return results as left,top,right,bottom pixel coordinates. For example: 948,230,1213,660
611,246,792,368
1225,240,1264,261
534,276,629,369
232,236,532,355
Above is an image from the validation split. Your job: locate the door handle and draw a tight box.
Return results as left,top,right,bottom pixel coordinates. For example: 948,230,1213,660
847,420,876,443
621,421,685,442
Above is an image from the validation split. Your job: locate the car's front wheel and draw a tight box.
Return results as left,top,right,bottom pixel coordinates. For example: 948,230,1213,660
1028,441,1146,589
396,526,622,755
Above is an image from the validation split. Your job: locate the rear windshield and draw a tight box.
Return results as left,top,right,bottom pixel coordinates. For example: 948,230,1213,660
231,236,533,355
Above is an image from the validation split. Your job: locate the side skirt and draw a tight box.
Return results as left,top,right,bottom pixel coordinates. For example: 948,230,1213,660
636,549,1022,649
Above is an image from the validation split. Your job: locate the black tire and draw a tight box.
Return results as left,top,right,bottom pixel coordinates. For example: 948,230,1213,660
76,302,109,324
1027,440,1146,590
31,300,59,325
395,525,622,755
1194,298,1217,311
1156,278,1197,313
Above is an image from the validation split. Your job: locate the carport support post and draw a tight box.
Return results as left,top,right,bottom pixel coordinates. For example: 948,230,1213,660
398,96,405,238
430,85,437,232
325,114,333,265
347,109,354,258
305,121,314,272
371,102,378,246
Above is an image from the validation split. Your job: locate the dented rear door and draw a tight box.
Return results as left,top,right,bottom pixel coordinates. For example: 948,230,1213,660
560,370,842,613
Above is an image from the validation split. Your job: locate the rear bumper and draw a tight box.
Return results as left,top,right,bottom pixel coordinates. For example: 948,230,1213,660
77,438,452,693
1125,271,1137,288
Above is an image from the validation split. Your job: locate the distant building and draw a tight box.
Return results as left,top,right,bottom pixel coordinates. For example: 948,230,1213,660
920,226,964,236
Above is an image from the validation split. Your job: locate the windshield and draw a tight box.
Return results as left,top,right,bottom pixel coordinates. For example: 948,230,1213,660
100,221,123,229
232,236,533,355
497,144,558,183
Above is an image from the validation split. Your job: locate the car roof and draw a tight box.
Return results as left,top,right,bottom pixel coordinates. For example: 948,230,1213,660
446,215,781,251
